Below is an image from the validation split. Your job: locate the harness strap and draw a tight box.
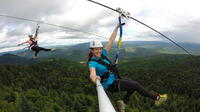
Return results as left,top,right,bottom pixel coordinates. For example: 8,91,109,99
29,24,40,49
114,16,123,65
90,54,113,70
29,39,38,49
90,54,120,82
35,24,40,38
101,54,113,65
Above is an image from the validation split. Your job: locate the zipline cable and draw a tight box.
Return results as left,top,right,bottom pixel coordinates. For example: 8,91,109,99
0,14,106,39
87,0,193,56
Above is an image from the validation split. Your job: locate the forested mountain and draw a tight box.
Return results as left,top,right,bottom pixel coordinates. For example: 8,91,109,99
0,41,200,65
0,55,199,112
0,54,28,64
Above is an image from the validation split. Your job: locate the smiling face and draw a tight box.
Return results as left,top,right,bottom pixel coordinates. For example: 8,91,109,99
91,47,103,58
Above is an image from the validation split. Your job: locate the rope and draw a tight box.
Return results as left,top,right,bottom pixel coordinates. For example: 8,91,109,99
0,14,106,39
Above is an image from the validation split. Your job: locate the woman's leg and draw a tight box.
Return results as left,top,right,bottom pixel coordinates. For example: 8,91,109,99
37,46,51,51
34,49,40,56
118,79,157,104
31,46,40,57
31,46,52,56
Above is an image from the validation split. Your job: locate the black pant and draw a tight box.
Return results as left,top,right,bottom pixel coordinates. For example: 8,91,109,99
107,78,157,104
31,46,51,56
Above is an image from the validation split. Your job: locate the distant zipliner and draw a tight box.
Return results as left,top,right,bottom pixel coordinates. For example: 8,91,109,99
17,24,55,58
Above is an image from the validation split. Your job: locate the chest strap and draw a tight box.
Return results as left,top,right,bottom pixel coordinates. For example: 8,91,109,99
90,54,120,82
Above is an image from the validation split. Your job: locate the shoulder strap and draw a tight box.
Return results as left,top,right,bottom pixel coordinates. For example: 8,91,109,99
90,58,111,69
89,54,113,70
101,54,113,65
30,39,37,43
29,39,38,47
89,54,121,79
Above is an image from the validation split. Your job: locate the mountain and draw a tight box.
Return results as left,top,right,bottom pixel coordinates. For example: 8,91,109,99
0,53,44,65
0,41,200,64
0,54,28,64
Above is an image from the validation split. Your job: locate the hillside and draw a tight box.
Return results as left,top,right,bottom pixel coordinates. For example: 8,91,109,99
0,41,199,65
0,55,199,112
0,54,29,64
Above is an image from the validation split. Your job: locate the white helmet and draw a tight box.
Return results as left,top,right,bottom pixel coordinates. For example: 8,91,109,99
89,41,103,48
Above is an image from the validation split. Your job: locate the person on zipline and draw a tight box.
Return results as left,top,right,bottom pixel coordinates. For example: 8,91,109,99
87,24,167,112
18,25,55,58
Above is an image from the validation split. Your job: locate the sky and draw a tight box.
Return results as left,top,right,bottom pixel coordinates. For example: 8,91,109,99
0,0,200,53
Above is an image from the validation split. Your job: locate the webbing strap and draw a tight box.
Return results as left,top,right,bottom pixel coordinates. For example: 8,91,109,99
90,54,113,70
114,16,123,65
90,55,113,82
35,24,40,38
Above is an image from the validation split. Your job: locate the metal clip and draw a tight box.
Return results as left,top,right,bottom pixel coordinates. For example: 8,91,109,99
116,7,130,18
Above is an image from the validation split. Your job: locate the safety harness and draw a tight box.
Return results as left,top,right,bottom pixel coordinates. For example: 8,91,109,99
29,39,38,48
90,54,120,83
28,24,40,49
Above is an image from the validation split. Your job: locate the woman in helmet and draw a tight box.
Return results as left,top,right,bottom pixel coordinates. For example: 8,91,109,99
87,24,167,111
18,25,55,58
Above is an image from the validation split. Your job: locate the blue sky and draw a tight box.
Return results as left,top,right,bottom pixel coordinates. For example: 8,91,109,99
0,0,200,53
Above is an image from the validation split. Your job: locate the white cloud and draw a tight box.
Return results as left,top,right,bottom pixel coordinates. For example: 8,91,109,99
0,0,200,53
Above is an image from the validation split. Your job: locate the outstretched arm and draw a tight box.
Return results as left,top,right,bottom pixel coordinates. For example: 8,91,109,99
17,40,29,46
104,24,119,53
33,25,40,40
89,68,101,84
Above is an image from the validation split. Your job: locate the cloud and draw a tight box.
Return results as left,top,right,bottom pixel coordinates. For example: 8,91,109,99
0,0,200,53
0,0,70,18
168,20,200,43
